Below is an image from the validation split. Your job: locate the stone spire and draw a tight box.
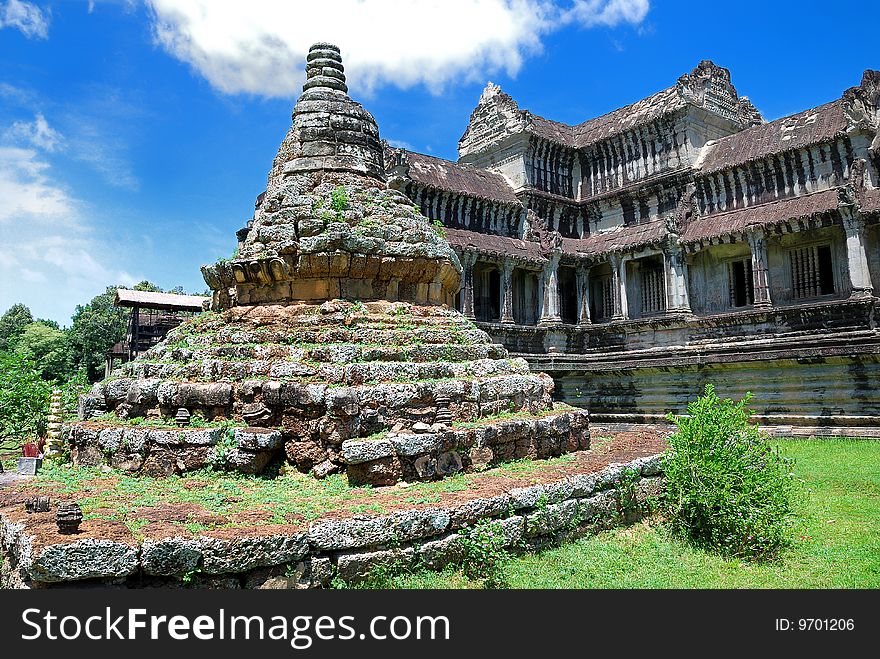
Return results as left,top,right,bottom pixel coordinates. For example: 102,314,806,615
201,43,461,311
72,43,587,487
280,43,384,180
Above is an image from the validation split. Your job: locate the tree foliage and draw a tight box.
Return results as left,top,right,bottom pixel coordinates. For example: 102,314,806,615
0,352,51,451
10,322,72,382
0,303,34,351
66,286,128,382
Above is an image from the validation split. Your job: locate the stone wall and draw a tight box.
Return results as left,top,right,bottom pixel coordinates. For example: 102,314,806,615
554,356,880,427
482,296,880,431
342,409,590,486
0,454,663,589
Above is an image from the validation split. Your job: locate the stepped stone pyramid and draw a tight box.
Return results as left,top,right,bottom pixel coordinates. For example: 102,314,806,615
67,43,589,485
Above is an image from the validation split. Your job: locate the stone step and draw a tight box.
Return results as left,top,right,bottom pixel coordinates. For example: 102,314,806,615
97,372,548,417
159,326,490,350
122,356,531,384
146,341,507,364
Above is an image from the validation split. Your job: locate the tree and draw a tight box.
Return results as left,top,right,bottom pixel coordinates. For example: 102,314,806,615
67,287,128,382
0,352,51,452
0,303,34,351
10,322,73,382
35,318,61,330
133,280,162,293
66,281,163,382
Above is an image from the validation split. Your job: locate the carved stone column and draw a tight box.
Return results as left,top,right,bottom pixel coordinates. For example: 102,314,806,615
539,254,562,324
576,265,592,326
842,211,874,298
664,242,691,313
500,260,515,324
746,229,772,308
460,252,477,319
610,254,628,321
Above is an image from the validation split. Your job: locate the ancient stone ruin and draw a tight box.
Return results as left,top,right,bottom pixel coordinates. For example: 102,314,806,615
65,43,589,485
385,62,880,434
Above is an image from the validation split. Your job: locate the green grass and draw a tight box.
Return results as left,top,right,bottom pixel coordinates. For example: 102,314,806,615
385,439,880,589
15,448,583,534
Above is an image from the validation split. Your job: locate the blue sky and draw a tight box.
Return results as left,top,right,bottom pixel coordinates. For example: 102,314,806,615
1,0,876,325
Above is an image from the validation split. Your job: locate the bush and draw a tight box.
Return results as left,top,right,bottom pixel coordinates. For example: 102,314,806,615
662,385,799,560
0,352,51,453
330,185,349,213
458,519,511,588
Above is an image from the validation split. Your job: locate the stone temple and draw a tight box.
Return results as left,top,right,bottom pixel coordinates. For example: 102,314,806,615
379,62,880,433
68,48,880,481
67,44,589,484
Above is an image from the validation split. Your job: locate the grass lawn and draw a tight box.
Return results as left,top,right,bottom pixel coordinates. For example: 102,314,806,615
381,439,880,588
1,446,592,534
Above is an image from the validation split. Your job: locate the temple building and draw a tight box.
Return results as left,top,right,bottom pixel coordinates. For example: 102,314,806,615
379,61,880,433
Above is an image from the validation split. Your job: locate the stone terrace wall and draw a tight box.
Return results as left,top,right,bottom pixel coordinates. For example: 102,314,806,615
0,454,662,589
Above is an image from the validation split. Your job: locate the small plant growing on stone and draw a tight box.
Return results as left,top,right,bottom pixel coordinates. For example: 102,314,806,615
210,423,238,469
662,384,799,560
331,185,349,213
458,519,511,588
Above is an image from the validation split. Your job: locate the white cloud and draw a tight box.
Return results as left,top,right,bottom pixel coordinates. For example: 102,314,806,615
0,146,76,222
567,0,648,26
146,0,650,97
0,0,49,39
0,126,142,324
0,229,141,323
386,138,415,150
5,113,63,151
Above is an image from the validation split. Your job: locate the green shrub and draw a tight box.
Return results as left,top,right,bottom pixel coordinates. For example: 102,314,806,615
330,186,349,213
458,519,511,588
0,352,51,452
662,385,799,560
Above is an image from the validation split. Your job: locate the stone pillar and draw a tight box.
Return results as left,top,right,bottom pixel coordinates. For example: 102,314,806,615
747,229,772,308
576,265,592,326
461,252,477,319
500,260,515,324
664,242,691,313
539,255,562,324
610,254,628,321
45,389,64,458
842,211,874,298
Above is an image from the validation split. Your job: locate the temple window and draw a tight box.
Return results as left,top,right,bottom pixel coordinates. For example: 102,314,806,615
558,266,578,324
591,274,614,321
728,258,754,307
639,261,665,315
790,244,835,299
474,263,500,321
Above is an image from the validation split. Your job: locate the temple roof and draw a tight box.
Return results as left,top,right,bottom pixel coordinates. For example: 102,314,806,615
861,187,880,214
563,220,669,257
682,188,842,243
445,228,545,263
699,100,850,174
529,85,688,149
390,150,519,204
459,60,762,158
